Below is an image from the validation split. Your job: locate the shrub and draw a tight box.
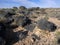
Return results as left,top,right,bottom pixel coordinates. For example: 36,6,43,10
32,34,40,41
21,17,32,27
28,7,40,11
0,18,19,45
17,30,28,40
0,37,6,45
19,6,27,10
13,7,18,11
56,15,60,20
19,10,26,15
24,23,36,31
18,10,29,16
57,38,60,44
40,8,47,14
44,14,49,20
15,16,32,27
37,19,57,32
4,9,16,18
55,31,60,45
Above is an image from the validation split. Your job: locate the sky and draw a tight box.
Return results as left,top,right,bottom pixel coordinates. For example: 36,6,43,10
0,0,60,8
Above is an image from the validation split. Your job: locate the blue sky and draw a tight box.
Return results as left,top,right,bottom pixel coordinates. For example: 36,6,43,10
0,0,60,8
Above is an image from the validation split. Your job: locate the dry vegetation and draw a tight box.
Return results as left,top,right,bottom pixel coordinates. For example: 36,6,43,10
0,6,60,45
